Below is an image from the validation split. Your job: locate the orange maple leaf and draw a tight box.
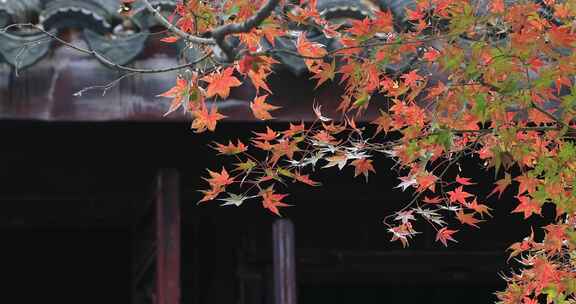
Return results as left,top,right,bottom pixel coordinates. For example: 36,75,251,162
202,67,242,99
270,140,300,164
351,158,376,181
248,69,272,94
296,33,327,58
191,105,226,133
203,167,234,189
416,172,437,193
250,95,281,120
294,173,321,186
282,122,306,138
260,187,291,216
372,110,393,135
488,173,512,199
310,60,336,88
158,78,189,115
456,210,484,228
260,24,285,47
507,228,534,261
466,198,493,218
515,174,539,195
212,140,248,155
198,186,224,204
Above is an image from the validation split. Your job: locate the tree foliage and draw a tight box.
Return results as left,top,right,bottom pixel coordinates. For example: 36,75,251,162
60,0,576,302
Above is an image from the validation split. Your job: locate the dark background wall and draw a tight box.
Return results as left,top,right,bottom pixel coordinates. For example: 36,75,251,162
0,121,545,303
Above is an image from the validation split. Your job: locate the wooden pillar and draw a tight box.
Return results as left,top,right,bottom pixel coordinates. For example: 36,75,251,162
156,168,181,304
273,219,297,304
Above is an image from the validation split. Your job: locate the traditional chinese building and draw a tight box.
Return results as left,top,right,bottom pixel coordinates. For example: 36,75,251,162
0,1,534,304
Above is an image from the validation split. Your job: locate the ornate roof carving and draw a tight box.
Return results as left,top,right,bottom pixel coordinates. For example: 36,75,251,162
0,0,408,72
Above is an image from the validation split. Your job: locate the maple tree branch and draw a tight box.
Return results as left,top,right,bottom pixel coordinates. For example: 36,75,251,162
249,32,459,60
73,50,215,96
519,58,576,132
381,132,486,228
141,0,215,45
210,0,281,60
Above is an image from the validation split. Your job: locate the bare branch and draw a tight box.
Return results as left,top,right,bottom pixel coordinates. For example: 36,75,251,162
1,23,214,74
141,0,215,45
73,72,137,97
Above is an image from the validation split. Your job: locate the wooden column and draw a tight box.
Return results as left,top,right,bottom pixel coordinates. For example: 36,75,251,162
156,168,181,304
273,219,297,304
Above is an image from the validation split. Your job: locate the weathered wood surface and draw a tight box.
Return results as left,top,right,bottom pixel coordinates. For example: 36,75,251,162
0,33,381,122
132,169,181,304
156,169,181,304
273,219,297,304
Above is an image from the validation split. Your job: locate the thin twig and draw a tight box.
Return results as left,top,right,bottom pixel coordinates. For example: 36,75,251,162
141,0,215,45
1,23,215,74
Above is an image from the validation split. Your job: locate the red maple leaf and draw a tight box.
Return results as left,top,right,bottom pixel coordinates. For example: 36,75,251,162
373,10,394,32
347,18,373,37
456,175,476,185
447,186,473,205
512,196,541,219
423,196,442,204
422,48,440,62
435,227,458,247
400,70,424,87
202,67,242,99
491,0,505,13
253,126,278,141
160,36,180,43
250,95,281,120
549,25,576,48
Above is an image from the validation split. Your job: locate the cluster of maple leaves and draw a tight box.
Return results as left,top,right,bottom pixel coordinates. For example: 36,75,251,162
120,0,576,302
